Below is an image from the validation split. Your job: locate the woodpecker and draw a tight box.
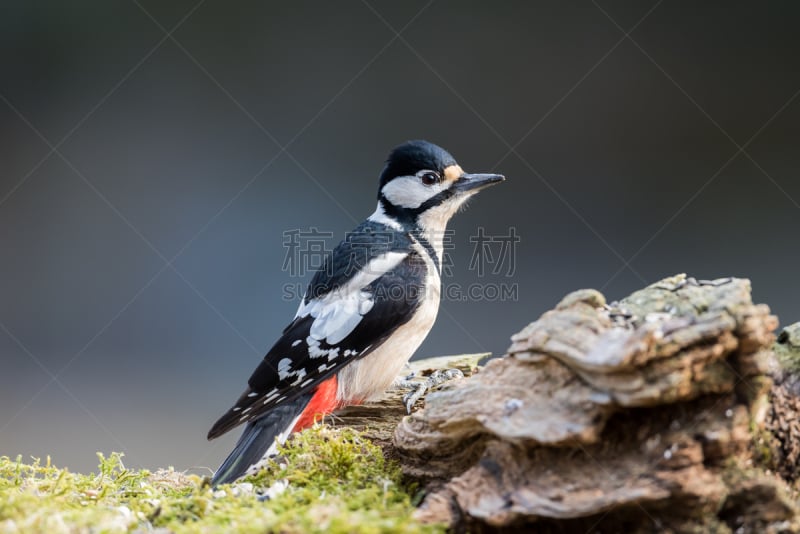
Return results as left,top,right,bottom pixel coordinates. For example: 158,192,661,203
207,140,504,485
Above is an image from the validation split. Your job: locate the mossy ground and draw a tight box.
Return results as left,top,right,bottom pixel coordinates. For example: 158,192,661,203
0,425,443,533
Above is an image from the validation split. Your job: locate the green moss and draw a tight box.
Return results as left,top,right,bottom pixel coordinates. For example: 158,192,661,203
775,323,800,373
751,424,775,468
0,425,443,533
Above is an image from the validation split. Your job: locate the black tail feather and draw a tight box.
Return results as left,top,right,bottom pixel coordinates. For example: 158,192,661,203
210,391,313,486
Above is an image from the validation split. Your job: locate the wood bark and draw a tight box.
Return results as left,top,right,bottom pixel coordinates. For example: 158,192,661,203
331,274,800,532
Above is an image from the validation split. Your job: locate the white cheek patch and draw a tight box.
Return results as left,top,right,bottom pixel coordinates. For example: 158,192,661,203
381,176,450,209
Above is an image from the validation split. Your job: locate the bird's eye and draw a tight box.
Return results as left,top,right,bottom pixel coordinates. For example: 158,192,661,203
419,171,440,186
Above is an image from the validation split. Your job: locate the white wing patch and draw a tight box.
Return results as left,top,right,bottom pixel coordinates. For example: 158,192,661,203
308,290,372,345
306,336,340,360
277,358,293,380
296,251,408,347
277,356,310,386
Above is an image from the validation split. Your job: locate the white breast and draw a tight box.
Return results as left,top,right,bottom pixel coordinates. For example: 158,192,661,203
336,240,441,402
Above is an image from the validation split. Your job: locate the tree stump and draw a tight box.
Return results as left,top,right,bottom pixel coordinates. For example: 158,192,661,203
335,274,800,532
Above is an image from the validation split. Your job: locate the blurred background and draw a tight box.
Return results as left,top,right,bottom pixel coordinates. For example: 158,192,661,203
1,1,799,474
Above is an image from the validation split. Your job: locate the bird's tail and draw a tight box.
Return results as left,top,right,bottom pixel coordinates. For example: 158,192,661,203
210,391,314,486
210,377,340,486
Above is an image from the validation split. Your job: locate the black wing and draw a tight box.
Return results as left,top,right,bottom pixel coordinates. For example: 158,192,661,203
303,220,415,301
208,232,426,440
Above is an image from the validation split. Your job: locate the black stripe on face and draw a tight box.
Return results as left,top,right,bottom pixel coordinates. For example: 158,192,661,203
413,181,460,214
379,178,463,225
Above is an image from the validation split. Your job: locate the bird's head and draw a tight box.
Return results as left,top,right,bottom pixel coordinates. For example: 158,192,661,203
376,140,505,233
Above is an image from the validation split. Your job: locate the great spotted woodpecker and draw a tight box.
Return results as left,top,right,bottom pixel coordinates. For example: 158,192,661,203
207,140,504,485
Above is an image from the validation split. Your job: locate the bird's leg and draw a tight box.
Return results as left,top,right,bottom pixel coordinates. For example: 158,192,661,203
397,368,464,413
395,371,420,412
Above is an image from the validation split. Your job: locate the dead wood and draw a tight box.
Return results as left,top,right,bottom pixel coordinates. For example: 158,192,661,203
331,274,800,532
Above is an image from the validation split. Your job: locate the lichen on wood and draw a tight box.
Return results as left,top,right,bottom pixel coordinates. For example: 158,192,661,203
389,274,798,532
764,322,800,483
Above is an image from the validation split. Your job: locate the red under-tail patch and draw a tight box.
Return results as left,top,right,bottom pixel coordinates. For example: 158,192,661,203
292,376,339,432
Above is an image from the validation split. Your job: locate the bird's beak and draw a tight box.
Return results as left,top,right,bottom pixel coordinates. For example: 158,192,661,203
453,173,506,193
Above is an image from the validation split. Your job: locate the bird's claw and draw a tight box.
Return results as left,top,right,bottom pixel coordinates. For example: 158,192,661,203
401,386,423,414
398,368,464,414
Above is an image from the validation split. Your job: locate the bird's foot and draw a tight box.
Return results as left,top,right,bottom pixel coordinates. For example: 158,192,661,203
398,368,464,413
